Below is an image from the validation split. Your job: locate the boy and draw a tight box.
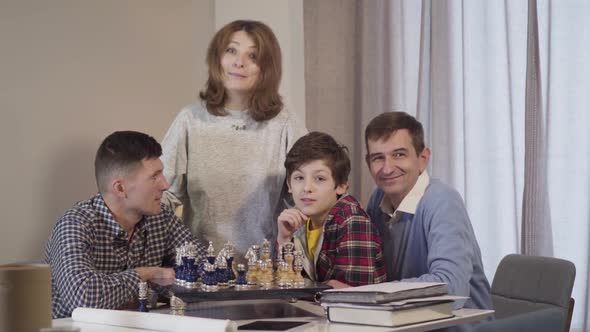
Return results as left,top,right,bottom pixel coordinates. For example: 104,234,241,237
277,132,386,288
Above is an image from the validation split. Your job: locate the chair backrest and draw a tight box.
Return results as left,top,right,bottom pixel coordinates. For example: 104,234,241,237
474,307,565,332
491,254,576,320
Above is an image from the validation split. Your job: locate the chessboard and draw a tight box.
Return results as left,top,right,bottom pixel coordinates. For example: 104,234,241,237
168,279,330,303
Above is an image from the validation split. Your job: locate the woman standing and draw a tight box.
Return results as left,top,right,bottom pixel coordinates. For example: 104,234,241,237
161,20,306,262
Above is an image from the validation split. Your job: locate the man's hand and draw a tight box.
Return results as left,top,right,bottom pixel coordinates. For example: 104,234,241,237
134,267,175,282
277,208,308,245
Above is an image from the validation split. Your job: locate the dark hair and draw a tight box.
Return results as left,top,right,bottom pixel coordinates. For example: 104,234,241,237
199,20,283,122
94,131,162,193
285,132,350,187
365,112,425,157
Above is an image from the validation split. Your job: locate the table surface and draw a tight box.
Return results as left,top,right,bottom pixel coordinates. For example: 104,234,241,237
53,300,494,332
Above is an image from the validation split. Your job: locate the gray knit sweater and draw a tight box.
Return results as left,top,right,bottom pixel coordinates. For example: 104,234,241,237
161,102,306,262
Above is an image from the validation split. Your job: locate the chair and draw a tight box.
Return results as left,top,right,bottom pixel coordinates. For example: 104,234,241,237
474,307,565,332
490,254,576,331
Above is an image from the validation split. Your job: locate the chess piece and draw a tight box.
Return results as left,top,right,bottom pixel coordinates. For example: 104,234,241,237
138,281,149,312
258,260,273,288
206,241,216,264
273,246,285,282
283,251,295,279
201,262,219,292
235,263,248,289
292,250,305,288
216,255,229,288
277,261,292,288
224,242,236,286
246,258,258,286
185,242,199,288
261,238,272,261
170,296,186,316
175,245,185,286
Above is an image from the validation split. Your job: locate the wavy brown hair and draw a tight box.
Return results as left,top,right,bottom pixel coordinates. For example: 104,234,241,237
199,20,283,122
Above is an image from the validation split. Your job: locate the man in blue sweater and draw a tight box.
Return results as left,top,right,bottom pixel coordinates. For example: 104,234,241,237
365,112,492,311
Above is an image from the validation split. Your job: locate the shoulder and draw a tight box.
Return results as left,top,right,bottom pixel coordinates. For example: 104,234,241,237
416,178,470,226
421,178,465,208
174,102,211,123
265,108,295,126
52,197,99,236
329,195,370,225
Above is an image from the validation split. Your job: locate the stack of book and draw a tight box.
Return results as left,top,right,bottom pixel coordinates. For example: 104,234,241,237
318,282,466,327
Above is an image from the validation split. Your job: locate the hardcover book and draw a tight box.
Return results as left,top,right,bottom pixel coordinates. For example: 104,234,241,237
325,300,454,327
318,282,448,304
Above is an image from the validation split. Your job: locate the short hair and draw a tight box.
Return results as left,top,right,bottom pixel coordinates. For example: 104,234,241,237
94,131,162,194
199,20,283,122
285,132,350,187
365,112,425,157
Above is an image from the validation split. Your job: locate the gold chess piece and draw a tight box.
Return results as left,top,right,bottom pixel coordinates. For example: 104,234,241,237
293,250,305,287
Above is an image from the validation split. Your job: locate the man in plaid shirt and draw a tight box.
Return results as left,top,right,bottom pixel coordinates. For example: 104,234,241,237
45,131,204,318
277,132,386,288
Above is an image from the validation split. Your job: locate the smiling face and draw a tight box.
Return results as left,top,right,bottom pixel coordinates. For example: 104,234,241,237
220,30,260,104
366,129,430,208
122,158,169,217
288,159,347,226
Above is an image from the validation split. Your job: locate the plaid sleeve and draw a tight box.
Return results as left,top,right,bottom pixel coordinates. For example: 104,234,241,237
48,218,140,317
323,213,387,286
164,212,205,265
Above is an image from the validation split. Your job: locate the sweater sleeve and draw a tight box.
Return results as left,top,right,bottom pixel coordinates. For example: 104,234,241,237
400,190,474,298
161,108,191,210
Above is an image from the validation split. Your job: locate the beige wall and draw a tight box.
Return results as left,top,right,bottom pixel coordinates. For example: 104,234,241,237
0,0,305,264
0,0,215,263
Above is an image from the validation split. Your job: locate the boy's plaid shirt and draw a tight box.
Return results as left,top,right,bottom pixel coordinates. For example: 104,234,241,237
316,195,387,285
45,194,203,318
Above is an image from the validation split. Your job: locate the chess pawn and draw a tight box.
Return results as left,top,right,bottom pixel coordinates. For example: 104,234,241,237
292,251,305,288
235,263,248,289
284,252,295,279
258,260,272,288
246,259,258,286
206,241,216,264
277,261,292,288
138,281,149,312
273,254,284,282
201,262,219,292
216,255,229,288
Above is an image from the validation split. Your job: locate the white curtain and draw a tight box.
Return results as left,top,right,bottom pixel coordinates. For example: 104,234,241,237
304,0,590,331
331,0,590,330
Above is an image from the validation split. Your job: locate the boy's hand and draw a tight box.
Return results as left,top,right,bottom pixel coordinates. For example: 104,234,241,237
277,208,308,245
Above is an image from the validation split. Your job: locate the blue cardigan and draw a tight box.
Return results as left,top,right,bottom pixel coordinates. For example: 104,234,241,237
367,178,492,310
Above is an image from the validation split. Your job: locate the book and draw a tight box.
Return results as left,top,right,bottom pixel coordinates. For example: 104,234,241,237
325,300,454,327
318,282,448,304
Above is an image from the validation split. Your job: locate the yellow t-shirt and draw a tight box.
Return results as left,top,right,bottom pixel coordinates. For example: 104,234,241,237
306,218,323,260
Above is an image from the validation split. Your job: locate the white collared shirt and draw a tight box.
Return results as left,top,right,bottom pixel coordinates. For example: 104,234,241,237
379,171,430,222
